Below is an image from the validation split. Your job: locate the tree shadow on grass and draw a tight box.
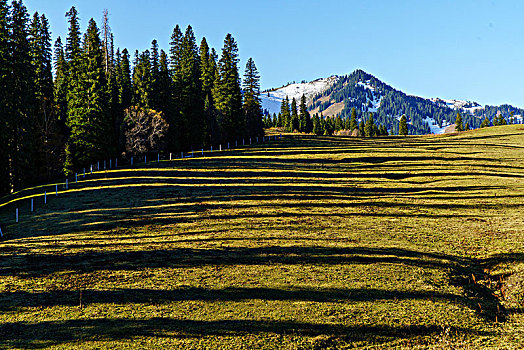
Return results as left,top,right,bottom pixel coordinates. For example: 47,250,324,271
0,246,519,322
0,317,493,349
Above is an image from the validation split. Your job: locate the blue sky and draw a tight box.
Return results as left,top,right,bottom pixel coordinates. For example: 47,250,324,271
23,0,524,107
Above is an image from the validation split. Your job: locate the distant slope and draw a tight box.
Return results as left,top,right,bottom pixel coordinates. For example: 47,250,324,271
261,76,338,116
261,69,524,135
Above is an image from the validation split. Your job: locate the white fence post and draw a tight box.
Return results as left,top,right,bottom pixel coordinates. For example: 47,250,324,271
131,157,134,166
55,184,58,196
16,208,18,223
243,139,245,145
90,164,93,174
75,173,78,183
83,168,85,177
201,149,204,156
0,226,3,237
104,160,106,170
31,198,33,212
66,179,68,190
181,152,183,158
170,153,172,160
97,161,100,170
158,153,160,162
110,159,112,168
145,155,147,163
115,158,118,167
228,142,230,149
44,191,47,204
220,144,222,151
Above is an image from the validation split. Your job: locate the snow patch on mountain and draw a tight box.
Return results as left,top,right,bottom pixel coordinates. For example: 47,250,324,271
261,76,338,115
358,81,383,112
430,98,484,114
424,116,452,134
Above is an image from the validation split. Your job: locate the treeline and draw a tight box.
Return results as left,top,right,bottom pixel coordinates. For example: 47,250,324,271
264,101,389,137
0,1,263,196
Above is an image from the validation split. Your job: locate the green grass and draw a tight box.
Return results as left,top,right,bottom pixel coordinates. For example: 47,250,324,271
0,126,523,349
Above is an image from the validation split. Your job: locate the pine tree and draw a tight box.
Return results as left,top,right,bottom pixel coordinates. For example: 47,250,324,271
280,96,290,130
65,18,110,173
480,116,490,128
174,25,204,149
312,113,321,135
29,12,57,180
53,37,68,137
464,122,469,131
213,33,243,141
365,113,375,137
149,39,161,110
399,115,408,135
298,94,311,132
200,39,219,144
0,0,10,195
359,120,365,136
242,57,264,138
349,107,357,131
290,97,299,131
117,48,132,109
455,112,463,132
9,0,36,190
132,50,152,108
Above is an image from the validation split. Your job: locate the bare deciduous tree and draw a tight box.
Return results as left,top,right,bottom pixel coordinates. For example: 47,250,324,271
123,106,168,156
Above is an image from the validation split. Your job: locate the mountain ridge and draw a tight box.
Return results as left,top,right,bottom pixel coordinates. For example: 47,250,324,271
261,69,524,135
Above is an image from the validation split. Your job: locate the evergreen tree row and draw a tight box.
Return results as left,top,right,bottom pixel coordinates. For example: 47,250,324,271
0,1,264,196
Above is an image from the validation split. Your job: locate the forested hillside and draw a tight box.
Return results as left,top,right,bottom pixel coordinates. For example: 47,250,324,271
0,0,263,196
263,69,524,136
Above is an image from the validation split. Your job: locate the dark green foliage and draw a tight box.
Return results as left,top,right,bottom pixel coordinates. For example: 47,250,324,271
8,0,36,190
312,113,321,135
399,115,408,135
480,116,490,128
132,50,152,108
213,34,243,141
242,57,264,138
298,94,311,132
65,18,110,174
30,12,60,180
349,107,357,131
53,37,68,137
464,122,469,131
0,0,10,195
359,120,365,136
116,48,132,109
280,96,290,130
455,112,463,132
290,97,299,131
365,113,375,137
172,25,204,150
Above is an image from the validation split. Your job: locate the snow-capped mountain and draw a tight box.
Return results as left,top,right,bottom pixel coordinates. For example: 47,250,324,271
261,76,338,115
261,69,524,135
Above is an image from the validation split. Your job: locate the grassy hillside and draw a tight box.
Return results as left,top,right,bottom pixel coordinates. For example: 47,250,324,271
0,126,523,349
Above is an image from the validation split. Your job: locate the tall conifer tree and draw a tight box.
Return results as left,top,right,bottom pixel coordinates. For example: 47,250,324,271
213,33,243,141
242,57,264,138
0,0,10,194
9,0,36,189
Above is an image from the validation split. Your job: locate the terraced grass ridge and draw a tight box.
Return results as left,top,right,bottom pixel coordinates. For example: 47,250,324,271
0,126,523,349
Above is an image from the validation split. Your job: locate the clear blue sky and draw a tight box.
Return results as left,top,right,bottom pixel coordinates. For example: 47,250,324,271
23,0,524,107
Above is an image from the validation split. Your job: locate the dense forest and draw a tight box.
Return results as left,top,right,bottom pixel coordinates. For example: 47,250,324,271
0,0,264,196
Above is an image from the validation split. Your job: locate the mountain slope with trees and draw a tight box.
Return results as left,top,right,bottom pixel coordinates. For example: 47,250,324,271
262,69,524,135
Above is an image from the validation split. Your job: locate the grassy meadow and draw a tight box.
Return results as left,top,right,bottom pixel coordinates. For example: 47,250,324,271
0,126,523,349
